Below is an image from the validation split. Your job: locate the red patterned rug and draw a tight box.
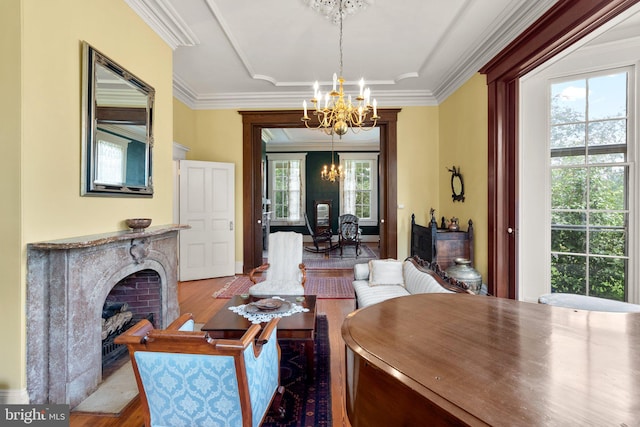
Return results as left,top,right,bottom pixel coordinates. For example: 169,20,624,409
263,315,331,426
213,275,355,299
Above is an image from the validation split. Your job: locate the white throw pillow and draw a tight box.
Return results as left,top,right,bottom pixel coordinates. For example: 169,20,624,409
368,259,404,286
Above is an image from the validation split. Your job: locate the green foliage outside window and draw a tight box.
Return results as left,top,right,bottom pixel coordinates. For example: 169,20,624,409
549,72,628,301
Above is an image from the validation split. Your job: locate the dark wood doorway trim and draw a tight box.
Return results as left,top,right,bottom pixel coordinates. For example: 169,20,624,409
240,109,400,273
480,0,640,298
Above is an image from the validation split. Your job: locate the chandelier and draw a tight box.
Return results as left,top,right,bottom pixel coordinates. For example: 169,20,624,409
321,133,343,182
302,0,379,136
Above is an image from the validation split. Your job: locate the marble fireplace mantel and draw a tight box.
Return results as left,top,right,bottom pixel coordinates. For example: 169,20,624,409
26,224,187,407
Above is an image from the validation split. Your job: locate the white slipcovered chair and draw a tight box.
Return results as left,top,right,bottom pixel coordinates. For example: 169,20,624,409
115,313,284,427
248,231,306,296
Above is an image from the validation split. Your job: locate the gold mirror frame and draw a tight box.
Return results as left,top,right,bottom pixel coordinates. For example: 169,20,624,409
81,41,154,197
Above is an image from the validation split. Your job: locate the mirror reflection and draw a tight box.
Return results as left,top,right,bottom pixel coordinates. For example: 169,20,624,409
81,42,154,196
314,200,332,234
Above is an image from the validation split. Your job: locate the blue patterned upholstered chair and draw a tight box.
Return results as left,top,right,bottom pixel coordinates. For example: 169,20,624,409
115,314,283,427
248,231,306,296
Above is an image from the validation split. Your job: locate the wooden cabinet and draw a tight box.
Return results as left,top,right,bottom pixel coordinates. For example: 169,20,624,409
410,213,473,271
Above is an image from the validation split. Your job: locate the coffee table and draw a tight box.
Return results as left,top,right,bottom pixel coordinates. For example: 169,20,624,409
202,294,317,379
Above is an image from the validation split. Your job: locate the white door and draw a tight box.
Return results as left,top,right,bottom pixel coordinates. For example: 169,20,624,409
179,160,235,280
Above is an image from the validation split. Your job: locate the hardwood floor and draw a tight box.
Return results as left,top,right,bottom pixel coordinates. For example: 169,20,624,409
70,268,357,427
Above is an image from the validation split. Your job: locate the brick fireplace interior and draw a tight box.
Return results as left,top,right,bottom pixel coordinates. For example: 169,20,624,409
102,269,161,372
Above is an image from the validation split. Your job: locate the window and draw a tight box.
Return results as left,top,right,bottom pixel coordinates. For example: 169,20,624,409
95,132,128,185
339,153,378,226
268,153,306,226
549,69,632,301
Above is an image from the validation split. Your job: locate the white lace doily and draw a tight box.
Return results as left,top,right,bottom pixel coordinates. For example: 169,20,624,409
229,296,309,324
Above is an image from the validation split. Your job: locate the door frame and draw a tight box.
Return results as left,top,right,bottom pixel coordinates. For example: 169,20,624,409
480,0,639,298
240,109,400,273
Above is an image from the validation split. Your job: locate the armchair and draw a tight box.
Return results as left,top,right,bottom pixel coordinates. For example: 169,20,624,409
338,214,361,257
304,212,335,253
249,232,306,296
115,314,284,427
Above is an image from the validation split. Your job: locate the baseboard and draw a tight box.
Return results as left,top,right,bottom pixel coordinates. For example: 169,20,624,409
0,388,30,404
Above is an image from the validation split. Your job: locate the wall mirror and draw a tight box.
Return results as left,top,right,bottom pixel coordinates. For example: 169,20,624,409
448,166,465,202
81,41,154,197
314,200,332,234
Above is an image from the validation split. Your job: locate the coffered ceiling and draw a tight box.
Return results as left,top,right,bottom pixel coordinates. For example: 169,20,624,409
126,0,559,110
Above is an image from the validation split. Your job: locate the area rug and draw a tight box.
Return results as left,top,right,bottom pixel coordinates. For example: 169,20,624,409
302,244,377,269
262,315,331,427
213,276,355,299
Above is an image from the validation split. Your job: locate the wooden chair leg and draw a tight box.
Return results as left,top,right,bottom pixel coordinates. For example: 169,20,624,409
270,385,286,419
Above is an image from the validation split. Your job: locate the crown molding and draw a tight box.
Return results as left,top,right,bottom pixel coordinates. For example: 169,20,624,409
174,80,438,110
125,0,199,49
433,0,558,102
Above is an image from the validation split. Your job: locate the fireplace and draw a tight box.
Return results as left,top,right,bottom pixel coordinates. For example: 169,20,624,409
26,225,186,408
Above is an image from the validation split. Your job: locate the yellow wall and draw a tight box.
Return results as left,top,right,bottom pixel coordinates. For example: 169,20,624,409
0,0,24,401
396,106,440,259
439,73,489,281
0,0,173,397
173,98,197,151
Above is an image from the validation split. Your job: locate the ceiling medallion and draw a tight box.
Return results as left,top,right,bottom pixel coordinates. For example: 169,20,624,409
303,0,374,25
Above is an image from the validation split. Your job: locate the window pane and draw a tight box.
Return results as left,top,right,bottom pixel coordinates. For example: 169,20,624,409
589,257,626,301
551,211,586,253
590,228,626,256
551,254,586,294
588,166,626,210
590,211,626,227
588,73,627,120
551,80,586,124
551,227,586,254
551,168,586,209
550,123,585,149
587,120,626,147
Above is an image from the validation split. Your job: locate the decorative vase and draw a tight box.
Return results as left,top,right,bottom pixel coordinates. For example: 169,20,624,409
448,217,459,231
446,258,482,293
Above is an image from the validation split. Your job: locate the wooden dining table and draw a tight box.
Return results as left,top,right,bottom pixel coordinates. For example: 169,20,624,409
342,293,640,426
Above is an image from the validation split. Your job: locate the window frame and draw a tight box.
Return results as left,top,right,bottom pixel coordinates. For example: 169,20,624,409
267,152,307,226
338,152,379,226
549,68,633,300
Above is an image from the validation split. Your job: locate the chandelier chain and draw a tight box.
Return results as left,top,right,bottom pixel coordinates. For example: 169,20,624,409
339,0,343,76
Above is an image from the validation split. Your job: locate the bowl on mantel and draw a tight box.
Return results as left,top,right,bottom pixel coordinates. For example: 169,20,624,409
125,218,152,232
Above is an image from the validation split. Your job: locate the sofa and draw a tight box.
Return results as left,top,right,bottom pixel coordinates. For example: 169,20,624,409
352,256,473,308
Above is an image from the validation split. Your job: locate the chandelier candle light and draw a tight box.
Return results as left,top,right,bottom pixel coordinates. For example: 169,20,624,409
321,133,342,182
302,1,379,136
